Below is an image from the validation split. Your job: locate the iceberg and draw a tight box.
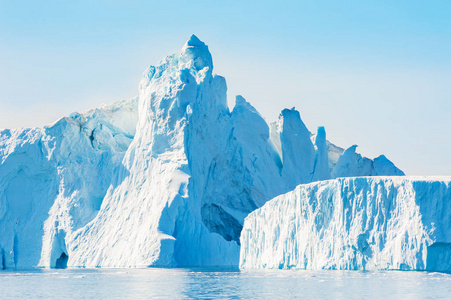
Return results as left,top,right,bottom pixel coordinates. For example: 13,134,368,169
0,35,404,269
240,177,451,272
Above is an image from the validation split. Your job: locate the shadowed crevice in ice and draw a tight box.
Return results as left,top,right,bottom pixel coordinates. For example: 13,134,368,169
55,253,68,269
201,204,243,244
1,247,5,270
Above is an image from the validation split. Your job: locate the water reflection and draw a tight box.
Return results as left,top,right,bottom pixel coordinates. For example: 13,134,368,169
0,268,450,299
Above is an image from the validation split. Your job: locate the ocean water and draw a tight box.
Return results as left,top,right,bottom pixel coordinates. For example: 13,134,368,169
0,268,450,299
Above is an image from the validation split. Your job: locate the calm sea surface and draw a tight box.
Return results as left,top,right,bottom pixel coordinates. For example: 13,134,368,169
0,268,450,299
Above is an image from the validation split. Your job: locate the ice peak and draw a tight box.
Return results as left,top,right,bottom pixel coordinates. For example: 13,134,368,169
280,108,304,129
185,34,204,47
346,144,359,154
235,95,247,106
233,95,261,116
316,126,326,140
181,34,213,72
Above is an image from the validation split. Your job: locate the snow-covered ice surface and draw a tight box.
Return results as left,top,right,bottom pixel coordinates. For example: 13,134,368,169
240,176,451,272
0,35,404,269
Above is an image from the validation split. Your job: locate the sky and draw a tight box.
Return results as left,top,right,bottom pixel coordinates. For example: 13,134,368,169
0,0,450,175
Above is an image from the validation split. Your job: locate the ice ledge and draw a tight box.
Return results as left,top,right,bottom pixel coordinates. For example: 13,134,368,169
240,176,451,272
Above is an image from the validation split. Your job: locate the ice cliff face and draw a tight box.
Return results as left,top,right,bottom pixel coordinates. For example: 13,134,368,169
0,35,403,269
0,99,137,269
240,177,451,272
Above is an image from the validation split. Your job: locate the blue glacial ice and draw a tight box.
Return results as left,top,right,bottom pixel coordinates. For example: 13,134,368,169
240,176,451,272
0,35,405,269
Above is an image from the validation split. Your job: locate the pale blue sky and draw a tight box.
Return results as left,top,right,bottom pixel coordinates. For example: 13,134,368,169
0,0,450,175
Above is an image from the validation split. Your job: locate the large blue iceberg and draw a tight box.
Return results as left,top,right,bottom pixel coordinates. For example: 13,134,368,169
1,36,405,269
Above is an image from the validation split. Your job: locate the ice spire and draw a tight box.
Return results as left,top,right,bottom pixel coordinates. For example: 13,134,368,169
180,34,213,72
311,126,331,181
